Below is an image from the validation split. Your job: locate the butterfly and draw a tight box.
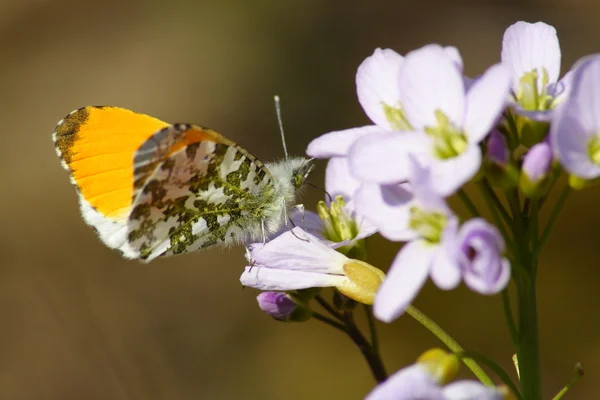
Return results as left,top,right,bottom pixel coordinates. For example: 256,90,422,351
53,106,313,262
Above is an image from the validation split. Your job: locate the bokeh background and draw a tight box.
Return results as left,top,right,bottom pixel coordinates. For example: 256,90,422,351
1,0,599,398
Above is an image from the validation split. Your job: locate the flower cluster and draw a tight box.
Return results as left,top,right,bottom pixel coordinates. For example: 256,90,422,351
240,20,595,399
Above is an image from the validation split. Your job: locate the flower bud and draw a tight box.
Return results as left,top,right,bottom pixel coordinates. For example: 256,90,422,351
256,292,311,322
417,348,460,385
519,142,553,197
456,219,510,295
484,130,519,189
487,130,509,166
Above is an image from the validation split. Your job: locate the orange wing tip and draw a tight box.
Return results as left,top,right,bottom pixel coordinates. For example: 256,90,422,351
53,107,91,170
56,106,172,220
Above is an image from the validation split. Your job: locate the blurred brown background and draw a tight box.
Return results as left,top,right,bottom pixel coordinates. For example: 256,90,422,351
0,0,598,398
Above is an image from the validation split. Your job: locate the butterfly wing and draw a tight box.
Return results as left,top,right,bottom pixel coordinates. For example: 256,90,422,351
53,106,170,257
126,124,280,262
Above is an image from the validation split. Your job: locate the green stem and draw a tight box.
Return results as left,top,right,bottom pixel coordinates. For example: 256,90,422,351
312,311,348,333
342,311,388,383
457,188,480,217
504,110,520,150
477,181,516,255
405,305,493,386
364,304,380,354
507,189,525,240
314,295,387,383
480,180,513,229
502,289,519,346
533,186,570,260
552,363,584,400
315,295,345,321
457,351,523,400
516,278,542,400
527,199,540,248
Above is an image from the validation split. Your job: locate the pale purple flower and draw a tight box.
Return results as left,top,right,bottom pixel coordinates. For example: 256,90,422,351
256,292,299,321
501,21,570,120
364,159,463,322
362,161,511,320
522,142,552,183
551,55,600,180
366,349,507,400
350,44,511,196
453,219,511,295
307,46,463,171
240,228,385,305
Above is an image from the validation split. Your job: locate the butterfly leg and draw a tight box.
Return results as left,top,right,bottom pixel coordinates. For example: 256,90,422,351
282,197,288,226
292,204,305,229
245,244,257,272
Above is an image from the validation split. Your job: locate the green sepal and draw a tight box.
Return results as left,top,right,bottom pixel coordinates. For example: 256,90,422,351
519,173,551,198
569,174,600,190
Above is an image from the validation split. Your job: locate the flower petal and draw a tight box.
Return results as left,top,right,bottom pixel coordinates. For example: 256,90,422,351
306,125,383,158
349,131,429,184
251,228,347,274
240,266,344,291
457,218,510,295
444,46,464,72
443,380,504,400
354,183,417,242
366,364,444,400
325,157,361,201
407,155,451,213
501,21,561,90
551,56,600,179
287,209,324,238
356,48,405,129
464,258,511,295
430,218,461,290
374,240,435,322
399,44,466,131
428,145,482,196
353,212,379,241
463,63,511,143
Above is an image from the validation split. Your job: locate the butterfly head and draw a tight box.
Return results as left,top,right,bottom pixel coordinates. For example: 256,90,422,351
293,158,314,189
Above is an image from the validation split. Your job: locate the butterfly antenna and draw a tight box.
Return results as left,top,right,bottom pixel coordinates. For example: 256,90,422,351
274,95,289,160
307,181,333,203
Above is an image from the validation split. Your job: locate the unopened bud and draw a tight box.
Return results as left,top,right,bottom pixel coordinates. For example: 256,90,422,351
487,130,509,166
520,142,553,197
256,292,311,322
484,130,519,188
417,348,460,385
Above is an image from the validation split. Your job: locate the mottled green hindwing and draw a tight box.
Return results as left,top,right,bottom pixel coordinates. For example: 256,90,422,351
126,124,279,261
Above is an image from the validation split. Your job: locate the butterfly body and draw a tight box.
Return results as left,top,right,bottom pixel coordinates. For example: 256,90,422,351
53,106,312,262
